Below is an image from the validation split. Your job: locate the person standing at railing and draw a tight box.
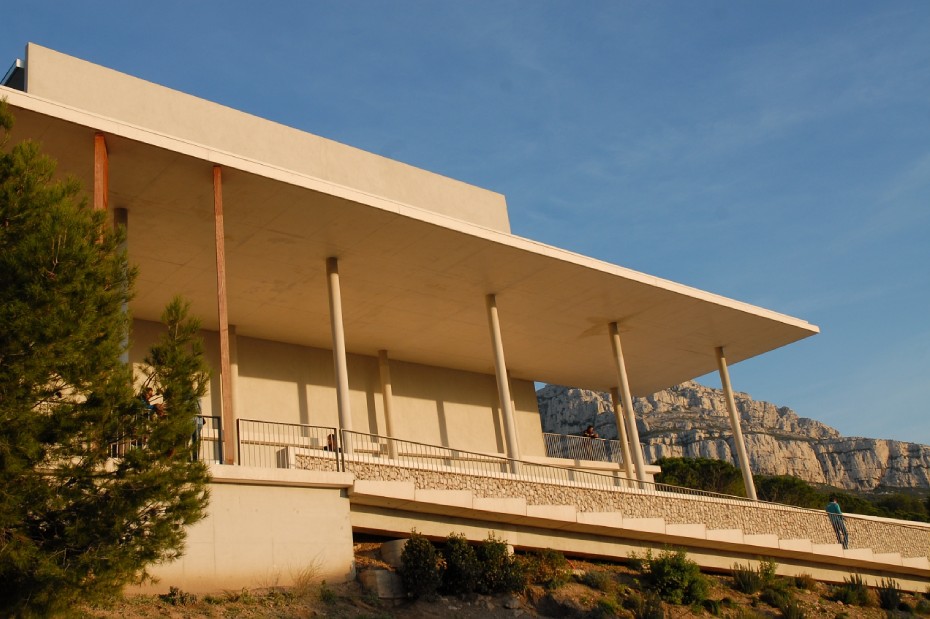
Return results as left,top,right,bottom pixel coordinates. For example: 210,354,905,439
582,425,599,460
826,496,849,549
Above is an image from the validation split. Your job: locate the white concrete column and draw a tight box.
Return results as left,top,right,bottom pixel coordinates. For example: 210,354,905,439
610,387,635,480
378,349,397,458
227,324,240,464
326,258,353,445
715,346,757,501
486,294,521,469
608,322,647,484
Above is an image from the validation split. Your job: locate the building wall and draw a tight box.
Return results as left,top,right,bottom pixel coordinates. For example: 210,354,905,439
135,467,356,594
131,319,545,458
24,43,511,233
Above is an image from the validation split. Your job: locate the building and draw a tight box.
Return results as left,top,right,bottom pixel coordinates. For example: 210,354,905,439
4,44,927,593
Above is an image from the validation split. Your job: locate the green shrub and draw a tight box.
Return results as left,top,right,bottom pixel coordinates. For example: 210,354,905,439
475,533,525,594
440,533,480,596
581,569,615,592
400,530,444,599
635,548,708,605
591,597,622,618
318,580,337,605
731,563,764,594
522,548,571,590
759,584,791,609
793,573,817,590
915,598,930,614
625,590,665,619
831,574,871,606
159,586,197,606
777,596,806,619
702,598,722,616
758,558,778,584
877,578,901,611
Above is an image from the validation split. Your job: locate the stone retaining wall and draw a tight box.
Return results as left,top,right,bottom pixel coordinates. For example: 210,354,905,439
295,455,929,559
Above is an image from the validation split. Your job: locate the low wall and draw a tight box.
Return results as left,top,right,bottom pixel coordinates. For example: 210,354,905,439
324,457,929,560
132,466,356,594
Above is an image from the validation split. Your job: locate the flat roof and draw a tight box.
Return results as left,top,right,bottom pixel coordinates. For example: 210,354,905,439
1,73,818,396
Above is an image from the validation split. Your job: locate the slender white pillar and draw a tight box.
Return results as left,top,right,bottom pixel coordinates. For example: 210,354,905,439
486,294,521,469
378,349,397,458
608,322,647,484
610,387,635,480
326,258,353,448
227,324,240,464
715,346,757,501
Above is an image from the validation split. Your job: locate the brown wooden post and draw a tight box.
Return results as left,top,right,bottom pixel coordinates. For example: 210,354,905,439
213,165,235,464
93,133,108,213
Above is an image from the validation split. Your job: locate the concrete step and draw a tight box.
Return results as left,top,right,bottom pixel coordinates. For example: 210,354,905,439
623,517,666,533
414,488,474,509
472,496,527,515
902,556,930,569
811,542,844,557
707,529,744,544
576,511,623,528
844,547,874,561
526,503,578,523
779,539,813,553
743,533,779,548
665,523,707,538
872,552,902,566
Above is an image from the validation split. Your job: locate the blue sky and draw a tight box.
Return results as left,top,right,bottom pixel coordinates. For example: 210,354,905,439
3,2,928,445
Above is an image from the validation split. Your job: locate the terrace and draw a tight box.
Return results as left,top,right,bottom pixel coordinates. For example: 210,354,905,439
190,416,930,591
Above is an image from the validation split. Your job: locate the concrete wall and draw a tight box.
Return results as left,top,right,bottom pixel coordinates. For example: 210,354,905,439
131,320,545,457
24,43,511,233
136,467,355,594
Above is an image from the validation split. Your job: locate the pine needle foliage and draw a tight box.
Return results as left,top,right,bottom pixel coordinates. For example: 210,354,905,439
0,99,210,617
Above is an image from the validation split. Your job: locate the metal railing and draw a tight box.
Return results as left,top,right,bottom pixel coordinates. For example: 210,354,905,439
237,418,338,470
195,415,224,464
543,432,625,464
339,429,756,501
108,415,223,464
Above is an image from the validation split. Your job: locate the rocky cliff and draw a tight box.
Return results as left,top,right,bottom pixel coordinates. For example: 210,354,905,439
536,381,930,491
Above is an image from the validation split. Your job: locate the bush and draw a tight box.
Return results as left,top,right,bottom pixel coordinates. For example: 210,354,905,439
793,573,817,590
731,563,764,594
831,574,871,607
877,578,901,611
581,569,614,592
777,596,806,619
635,548,708,605
475,533,525,594
522,548,572,590
915,598,930,615
400,531,444,599
439,533,480,596
624,590,665,619
759,583,791,609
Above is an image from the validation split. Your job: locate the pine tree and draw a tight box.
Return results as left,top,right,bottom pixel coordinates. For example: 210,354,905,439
0,99,210,617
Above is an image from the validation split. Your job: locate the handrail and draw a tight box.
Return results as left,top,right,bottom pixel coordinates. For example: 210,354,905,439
237,418,338,470
542,431,625,464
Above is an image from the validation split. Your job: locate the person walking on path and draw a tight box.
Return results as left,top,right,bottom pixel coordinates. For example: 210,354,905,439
826,496,849,549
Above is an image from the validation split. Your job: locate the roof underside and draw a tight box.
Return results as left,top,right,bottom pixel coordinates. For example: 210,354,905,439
4,91,819,396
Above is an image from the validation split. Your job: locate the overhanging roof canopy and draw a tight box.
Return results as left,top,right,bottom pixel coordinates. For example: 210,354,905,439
3,88,819,396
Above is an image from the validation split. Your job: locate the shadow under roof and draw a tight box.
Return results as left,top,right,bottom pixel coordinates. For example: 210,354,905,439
3,88,819,396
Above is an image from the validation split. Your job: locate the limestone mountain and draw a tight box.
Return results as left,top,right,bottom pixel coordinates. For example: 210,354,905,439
536,381,930,491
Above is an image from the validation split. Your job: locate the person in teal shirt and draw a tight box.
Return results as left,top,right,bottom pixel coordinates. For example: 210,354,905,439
826,496,849,549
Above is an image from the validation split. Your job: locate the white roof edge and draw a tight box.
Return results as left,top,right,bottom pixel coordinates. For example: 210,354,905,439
1,86,819,334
